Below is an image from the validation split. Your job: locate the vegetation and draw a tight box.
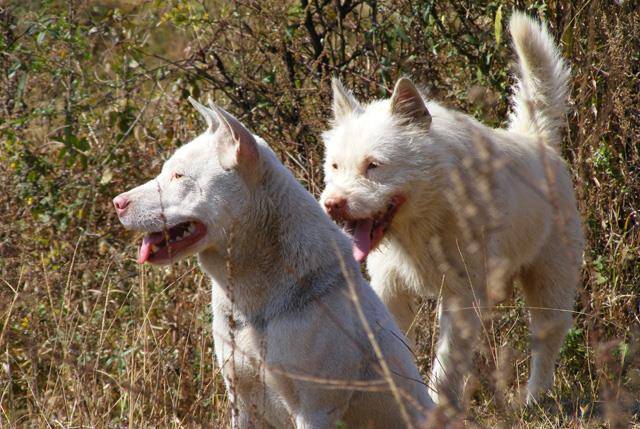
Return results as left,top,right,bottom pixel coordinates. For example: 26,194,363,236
1,0,638,427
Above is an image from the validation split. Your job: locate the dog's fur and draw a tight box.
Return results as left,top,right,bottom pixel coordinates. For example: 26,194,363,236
114,100,434,427
320,13,584,405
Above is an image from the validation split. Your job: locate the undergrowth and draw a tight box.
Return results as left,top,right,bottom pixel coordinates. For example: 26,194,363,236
1,0,638,427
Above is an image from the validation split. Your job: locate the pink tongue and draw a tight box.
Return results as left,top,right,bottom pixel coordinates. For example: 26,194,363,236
352,219,374,263
138,232,164,264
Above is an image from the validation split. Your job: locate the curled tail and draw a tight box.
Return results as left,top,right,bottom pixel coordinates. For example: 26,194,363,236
508,12,570,151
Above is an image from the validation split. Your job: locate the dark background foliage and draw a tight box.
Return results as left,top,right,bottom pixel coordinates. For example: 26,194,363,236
1,0,638,426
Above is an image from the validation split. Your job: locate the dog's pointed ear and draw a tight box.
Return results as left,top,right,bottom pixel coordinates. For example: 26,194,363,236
208,103,259,172
331,77,361,122
188,96,218,133
390,78,431,128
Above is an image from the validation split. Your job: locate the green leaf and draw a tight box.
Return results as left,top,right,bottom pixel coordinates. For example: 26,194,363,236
494,5,503,45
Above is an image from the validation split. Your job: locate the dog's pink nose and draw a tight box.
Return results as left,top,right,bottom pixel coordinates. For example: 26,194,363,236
113,195,130,215
324,197,347,218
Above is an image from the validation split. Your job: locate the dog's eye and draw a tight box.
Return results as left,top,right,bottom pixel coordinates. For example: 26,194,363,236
331,163,338,170
173,172,184,180
367,162,379,171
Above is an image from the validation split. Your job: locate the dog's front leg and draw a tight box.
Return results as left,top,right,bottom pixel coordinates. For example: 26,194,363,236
293,409,345,429
229,394,275,429
368,270,419,342
230,404,250,429
221,362,272,429
289,388,350,429
224,377,252,429
429,291,481,410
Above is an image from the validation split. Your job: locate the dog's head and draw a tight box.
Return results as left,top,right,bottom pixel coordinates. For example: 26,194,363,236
320,77,433,262
113,98,262,264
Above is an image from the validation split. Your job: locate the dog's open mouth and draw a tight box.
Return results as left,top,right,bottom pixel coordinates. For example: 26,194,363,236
138,220,207,264
342,195,405,263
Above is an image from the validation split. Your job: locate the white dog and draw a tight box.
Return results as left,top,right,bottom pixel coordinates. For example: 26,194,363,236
113,99,435,428
320,13,584,406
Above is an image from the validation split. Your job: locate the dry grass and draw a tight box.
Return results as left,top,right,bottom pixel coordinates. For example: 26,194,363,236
1,0,638,427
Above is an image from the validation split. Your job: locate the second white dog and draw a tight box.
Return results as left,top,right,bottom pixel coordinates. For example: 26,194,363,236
320,13,584,406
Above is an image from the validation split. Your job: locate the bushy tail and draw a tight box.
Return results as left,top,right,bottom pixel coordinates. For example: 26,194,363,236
508,12,570,151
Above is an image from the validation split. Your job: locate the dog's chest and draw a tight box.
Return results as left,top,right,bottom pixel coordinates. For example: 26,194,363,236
211,299,263,359
369,241,443,297
210,301,292,426
211,307,268,384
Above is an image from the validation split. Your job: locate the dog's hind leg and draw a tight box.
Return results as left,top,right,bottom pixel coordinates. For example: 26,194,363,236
520,237,580,403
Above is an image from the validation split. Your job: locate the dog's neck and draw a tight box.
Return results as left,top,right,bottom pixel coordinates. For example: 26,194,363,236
388,110,500,242
199,145,354,318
